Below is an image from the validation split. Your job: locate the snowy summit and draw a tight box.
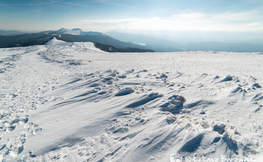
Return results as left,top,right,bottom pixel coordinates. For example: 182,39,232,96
45,37,68,46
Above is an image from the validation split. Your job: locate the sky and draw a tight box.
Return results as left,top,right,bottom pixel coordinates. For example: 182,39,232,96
0,0,263,40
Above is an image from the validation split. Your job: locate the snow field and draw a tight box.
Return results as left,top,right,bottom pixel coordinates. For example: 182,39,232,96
0,39,262,161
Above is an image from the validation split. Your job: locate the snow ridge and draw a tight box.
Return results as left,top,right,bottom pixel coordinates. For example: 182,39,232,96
45,37,68,46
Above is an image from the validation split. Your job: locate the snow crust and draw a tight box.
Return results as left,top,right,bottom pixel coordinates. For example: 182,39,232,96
0,43,263,161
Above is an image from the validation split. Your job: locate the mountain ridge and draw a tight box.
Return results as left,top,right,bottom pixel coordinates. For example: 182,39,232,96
55,28,105,36
0,29,154,52
1,28,263,52
106,31,182,52
106,31,263,52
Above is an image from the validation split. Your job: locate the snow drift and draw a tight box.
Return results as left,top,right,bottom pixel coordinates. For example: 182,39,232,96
0,40,262,161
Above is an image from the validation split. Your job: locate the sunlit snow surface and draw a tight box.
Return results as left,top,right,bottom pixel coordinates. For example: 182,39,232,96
0,39,263,161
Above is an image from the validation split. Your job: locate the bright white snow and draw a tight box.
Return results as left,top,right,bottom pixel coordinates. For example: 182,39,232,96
45,37,69,46
0,40,263,161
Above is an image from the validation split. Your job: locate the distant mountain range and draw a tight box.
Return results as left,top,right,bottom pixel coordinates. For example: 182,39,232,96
56,28,104,36
0,28,154,52
0,30,28,36
106,31,182,52
1,28,263,52
107,31,263,52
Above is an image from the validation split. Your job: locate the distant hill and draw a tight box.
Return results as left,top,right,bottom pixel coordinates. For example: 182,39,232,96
106,31,263,52
94,42,154,52
106,31,182,52
0,29,154,52
56,28,104,36
54,33,145,49
0,32,54,48
0,30,28,36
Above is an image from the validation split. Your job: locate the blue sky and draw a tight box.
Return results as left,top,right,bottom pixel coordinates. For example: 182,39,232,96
0,0,263,36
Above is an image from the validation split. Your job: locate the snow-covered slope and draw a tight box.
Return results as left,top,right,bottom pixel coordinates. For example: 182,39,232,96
45,37,69,46
0,43,263,161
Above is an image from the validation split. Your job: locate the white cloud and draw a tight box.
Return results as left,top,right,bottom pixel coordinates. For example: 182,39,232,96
75,11,263,32
214,10,262,22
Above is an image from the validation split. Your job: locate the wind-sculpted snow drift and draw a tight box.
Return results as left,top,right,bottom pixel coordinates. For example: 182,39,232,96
0,39,262,161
